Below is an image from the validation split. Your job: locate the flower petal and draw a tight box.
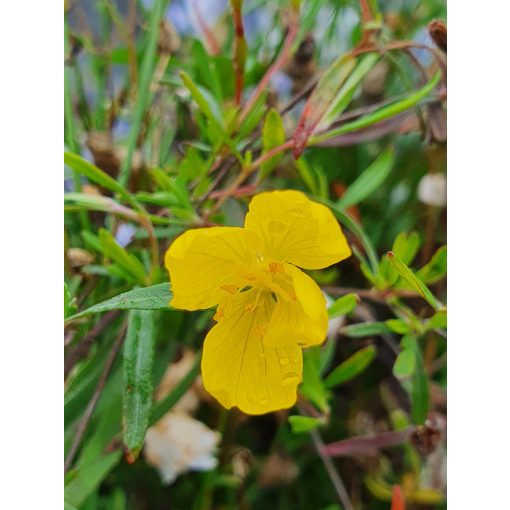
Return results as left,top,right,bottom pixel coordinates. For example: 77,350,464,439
264,264,328,348
244,190,351,269
165,227,261,310
202,289,302,415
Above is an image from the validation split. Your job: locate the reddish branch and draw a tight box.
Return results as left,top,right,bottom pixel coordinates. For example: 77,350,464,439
231,0,247,106
238,10,298,126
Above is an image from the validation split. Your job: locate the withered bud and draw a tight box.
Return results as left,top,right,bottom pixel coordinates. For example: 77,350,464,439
428,20,447,53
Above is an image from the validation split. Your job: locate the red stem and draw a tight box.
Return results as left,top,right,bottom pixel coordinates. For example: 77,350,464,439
238,14,298,125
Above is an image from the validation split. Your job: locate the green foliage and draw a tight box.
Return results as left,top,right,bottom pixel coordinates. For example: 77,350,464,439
123,310,158,459
327,293,358,318
66,283,172,322
64,0,447,508
324,345,377,389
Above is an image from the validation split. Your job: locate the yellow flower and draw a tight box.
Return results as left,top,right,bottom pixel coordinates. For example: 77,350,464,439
165,190,351,414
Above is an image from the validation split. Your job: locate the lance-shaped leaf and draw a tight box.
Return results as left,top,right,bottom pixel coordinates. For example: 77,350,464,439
337,147,395,209
259,109,286,181
328,293,358,318
291,55,357,158
66,283,172,322
309,72,441,146
123,310,158,460
340,322,391,338
288,415,324,434
387,251,444,311
324,345,377,388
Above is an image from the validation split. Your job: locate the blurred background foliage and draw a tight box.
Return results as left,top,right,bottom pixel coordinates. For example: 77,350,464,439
64,0,446,509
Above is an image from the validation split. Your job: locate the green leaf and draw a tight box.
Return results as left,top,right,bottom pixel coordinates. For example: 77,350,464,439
64,451,122,507
288,415,324,434
328,293,358,318
387,252,444,311
393,231,421,265
123,310,158,459
259,109,286,181
300,348,330,412
411,349,430,424
300,54,357,133
64,152,137,208
308,72,441,146
416,245,447,284
66,283,172,322
337,147,395,209
385,319,410,335
324,345,377,388
340,322,391,338
393,348,416,379
296,157,318,194
180,70,224,129
65,282,77,319
98,229,147,285
318,53,380,129
425,310,447,330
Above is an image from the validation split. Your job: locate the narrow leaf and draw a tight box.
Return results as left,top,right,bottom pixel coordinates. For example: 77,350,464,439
416,245,447,284
387,252,444,311
309,72,441,146
324,345,377,388
411,349,430,424
64,152,137,209
288,415,323,434
259,109,286,180
393,348,416,379
337,147,395,209
64,451,122,507
328,293,358,318
341,322,391,338
99,229,147,284
123,310,158,459
66,283,172,322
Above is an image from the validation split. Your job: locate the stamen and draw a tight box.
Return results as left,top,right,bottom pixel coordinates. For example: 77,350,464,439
269,262,284,273
220,284,238,294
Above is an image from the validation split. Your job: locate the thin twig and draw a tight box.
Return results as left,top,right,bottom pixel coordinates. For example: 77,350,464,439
238,12,298,126
310,429,355,510
64,310,121,380
64,322,127,473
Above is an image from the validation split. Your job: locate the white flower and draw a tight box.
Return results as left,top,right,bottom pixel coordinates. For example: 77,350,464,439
144,412,221,485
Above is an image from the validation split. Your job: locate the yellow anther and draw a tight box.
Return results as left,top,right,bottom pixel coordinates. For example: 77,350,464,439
244,302,255,312
269,262,284,273
255,325,266,337
244,273,258,281
220,284,238,295
289,290,297,301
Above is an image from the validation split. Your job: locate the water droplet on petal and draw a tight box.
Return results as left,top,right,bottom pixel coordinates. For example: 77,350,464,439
259,397,269,405
280,357,289,365
268,220,288,235
282,372,300,386
288,208,307,218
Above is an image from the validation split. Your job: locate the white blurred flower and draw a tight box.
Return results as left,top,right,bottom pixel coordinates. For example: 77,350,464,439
155,348,200,414
418,173,447,207
144,349,220,485
144,412,221,485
